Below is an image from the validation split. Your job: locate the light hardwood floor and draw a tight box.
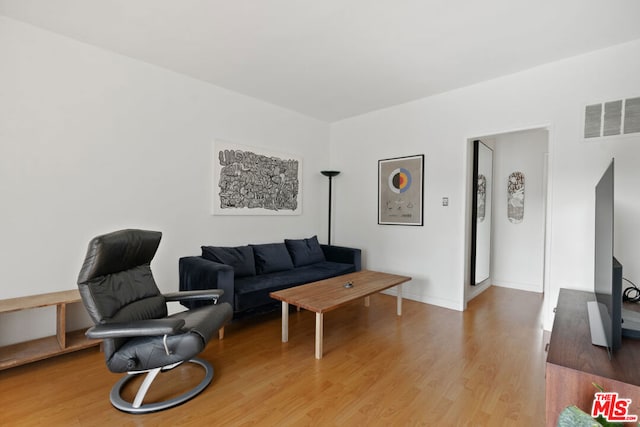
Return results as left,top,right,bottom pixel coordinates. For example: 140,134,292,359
0,286,546,426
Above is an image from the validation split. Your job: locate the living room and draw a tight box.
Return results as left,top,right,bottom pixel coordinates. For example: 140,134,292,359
2,2,640,425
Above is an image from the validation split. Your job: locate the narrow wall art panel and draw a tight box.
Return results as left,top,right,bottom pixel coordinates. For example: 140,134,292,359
477,174,487,222
212,140,302,215
507,171,525,223
378,154,424,226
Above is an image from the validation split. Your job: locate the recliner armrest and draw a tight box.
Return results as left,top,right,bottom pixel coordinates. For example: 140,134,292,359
86,318,186,339
164,289,225,302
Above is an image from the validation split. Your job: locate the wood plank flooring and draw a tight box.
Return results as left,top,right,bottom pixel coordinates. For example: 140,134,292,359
0,286,546,426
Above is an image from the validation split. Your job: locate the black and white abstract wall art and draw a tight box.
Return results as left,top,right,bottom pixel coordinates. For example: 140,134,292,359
213,141,302,215
477,174,486,222
507,171,525,223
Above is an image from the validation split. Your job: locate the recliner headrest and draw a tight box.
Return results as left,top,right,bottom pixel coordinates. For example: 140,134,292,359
77,229,162,283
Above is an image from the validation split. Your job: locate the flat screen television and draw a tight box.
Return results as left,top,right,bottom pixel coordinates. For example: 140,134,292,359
588,159,640,355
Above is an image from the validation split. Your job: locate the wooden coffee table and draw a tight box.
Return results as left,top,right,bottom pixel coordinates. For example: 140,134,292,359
270,270,411,359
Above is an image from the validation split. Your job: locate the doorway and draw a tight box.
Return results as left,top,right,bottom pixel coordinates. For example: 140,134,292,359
466,127,549,304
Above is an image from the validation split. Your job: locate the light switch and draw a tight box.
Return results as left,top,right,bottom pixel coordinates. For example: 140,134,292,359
442,197,449,206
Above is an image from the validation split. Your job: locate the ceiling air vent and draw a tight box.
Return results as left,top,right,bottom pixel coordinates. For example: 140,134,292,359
584,97,640,139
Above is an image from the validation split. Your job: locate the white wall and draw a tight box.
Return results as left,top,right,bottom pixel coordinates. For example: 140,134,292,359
330,39,640,329
492,129,547,292
2,16,640,347
0,17,329,345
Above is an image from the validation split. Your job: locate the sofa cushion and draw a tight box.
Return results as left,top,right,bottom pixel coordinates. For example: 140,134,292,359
234,261,356,312
250,243,294,274
285,235,326,267
201,245,256,277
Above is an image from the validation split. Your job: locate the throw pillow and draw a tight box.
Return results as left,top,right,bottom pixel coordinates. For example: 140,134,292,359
285,236,326,267
250,243,294,274
201,245,256,277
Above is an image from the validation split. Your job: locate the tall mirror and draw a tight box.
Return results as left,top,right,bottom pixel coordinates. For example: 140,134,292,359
470,140,493,285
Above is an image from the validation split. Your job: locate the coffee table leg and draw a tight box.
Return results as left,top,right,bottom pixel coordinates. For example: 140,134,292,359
364,296,370,307
315,312,323,359
397,283,403,316
282,302,289,342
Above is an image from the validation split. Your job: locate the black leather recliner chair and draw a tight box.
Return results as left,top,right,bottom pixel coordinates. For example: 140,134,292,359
77,229,232,413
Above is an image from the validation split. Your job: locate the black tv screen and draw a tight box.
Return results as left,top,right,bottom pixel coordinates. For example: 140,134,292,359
593,159,622,351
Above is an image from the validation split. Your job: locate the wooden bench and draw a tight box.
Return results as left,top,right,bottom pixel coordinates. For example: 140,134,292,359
0,290,100,370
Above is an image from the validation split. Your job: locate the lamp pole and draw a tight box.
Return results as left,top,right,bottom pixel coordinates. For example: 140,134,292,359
321,171,340,245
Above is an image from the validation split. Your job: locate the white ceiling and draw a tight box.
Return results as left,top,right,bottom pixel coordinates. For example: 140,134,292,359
2,0,640,122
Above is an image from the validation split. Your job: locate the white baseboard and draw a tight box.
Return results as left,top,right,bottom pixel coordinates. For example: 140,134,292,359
466,281,492,302
381,288,463,311
493,280,543,293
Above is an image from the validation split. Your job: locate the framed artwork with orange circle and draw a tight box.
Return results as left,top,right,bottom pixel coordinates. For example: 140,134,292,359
378,154,424,226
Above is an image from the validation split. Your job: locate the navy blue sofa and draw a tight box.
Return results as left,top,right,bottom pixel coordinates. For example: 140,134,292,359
179,236,361,317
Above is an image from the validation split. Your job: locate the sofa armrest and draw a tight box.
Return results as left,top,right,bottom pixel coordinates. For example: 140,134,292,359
179,256,234,309
321,245,362,271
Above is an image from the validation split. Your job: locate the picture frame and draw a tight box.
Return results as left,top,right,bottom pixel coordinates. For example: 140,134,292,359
212,140,302,215
378,154,424,226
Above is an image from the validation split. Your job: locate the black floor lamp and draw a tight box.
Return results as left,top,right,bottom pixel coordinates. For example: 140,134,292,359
321,170,340,245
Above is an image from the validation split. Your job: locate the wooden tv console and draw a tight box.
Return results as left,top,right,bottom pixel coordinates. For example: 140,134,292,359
0,290,100,370
546,289,640,426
